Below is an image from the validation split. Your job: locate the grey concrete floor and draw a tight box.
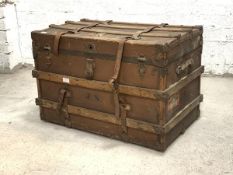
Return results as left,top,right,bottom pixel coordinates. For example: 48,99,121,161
0,66,233,175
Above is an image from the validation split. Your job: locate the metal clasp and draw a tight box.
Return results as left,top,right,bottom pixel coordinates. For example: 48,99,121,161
137,56,147,77
176,58,194,75
85,58,95,80
43,45,52,66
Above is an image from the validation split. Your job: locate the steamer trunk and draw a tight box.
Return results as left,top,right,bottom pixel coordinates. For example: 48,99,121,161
32,19,204,151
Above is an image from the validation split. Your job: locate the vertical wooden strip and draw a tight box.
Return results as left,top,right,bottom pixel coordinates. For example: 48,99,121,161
158,53,168,145
32,40,45,120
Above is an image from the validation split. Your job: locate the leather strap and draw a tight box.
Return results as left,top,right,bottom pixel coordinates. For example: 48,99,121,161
53,30,75,55
108,24,169,133
53,23,100,55
109,38,126,82
57,89,67,112
132,23,168,40
109,38,131,137
103,20,112,25
57,89,72,127
76,23,99,32
53,21,169,132
109,38,127,118
120,102,130,133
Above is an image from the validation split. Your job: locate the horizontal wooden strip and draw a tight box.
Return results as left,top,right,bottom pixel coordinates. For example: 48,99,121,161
78,19,203,30
49,24,183,39
164,94,203,133
36,95,203,134
32,70,164,100
37,98,163,134
32,66,203,101
65,20,199,32
68,105,162,133
68,105,119,125
164,66,204,96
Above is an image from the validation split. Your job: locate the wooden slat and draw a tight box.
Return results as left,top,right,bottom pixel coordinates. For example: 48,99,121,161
78,19,203,30
127,118,161,134
164,94,203,133
32,70,164,100
37,98,163,134
65,20,200,32
68,105,119,124
32,66,203,101
49,24,183,39
36,95,203,134
69,105,163,133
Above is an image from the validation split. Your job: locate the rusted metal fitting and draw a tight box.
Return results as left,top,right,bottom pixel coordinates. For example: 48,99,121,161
35,98,41,105
108,78,119,92
120,103,131,111
32,70,39,78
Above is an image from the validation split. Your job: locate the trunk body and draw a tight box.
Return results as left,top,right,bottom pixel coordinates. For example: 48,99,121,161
32,19,203,151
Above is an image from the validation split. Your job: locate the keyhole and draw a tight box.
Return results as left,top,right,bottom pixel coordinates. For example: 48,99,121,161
88,43,95,51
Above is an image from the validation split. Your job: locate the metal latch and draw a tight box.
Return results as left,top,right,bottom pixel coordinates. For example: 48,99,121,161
43,45,52,66
176,58,194,75
137,56,147,77
85,58,96,80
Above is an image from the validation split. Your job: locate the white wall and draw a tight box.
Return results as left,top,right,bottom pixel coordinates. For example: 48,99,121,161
3,0,233,74
0,3,22,73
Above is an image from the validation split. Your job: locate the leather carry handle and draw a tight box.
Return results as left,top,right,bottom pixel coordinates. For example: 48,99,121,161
176,58,194,75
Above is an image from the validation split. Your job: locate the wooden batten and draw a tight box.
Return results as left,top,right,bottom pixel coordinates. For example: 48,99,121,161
36,94,202,134
32,66,203,101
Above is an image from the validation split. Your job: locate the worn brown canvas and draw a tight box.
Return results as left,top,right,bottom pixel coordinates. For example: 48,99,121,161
32,19,203,151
